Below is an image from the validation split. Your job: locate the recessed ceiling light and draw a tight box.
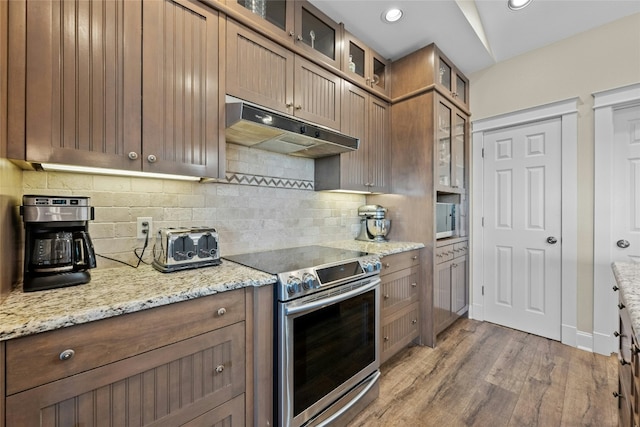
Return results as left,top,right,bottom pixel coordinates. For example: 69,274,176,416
382,8,403,23
508,0,533,10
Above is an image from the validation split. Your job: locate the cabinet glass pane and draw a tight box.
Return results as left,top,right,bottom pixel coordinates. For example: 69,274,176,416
373,58,386,90
438,58,451,91
438,103,451,187
349,42,365,77
301,8,335,60
454,113,466,188
237,0,287,31
456,75,467,103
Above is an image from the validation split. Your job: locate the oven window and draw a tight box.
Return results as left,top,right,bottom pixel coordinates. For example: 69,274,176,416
292,289,375,417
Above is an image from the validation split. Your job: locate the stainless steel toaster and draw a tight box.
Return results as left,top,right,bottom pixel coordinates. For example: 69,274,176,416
152,227,221,273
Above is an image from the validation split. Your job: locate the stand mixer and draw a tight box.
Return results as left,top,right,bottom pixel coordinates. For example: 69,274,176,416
356,205,391,242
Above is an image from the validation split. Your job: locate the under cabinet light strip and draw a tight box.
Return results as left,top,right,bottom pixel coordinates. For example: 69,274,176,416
39,163,202,182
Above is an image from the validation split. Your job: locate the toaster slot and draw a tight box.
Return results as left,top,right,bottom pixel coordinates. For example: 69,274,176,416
173,235,195,261
198,234,218,259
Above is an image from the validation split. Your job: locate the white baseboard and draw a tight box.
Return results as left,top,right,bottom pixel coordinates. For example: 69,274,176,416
469,303,483,321
561,324,577,348
576,330,594,352
593,331,617,356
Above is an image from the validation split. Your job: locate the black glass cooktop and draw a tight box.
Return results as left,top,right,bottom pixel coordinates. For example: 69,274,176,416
223,245,368,274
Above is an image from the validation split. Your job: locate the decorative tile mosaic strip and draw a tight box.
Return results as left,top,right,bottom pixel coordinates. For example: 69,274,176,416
223,172,314,190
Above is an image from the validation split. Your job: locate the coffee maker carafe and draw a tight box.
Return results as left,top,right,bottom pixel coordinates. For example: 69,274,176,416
21,195,96,292
356,205,391,242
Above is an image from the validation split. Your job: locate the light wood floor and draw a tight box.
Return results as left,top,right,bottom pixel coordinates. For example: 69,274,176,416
348,318,618,427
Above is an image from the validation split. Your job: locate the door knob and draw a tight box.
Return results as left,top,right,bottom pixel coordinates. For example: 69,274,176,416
617,239,631,249
546,236,558,244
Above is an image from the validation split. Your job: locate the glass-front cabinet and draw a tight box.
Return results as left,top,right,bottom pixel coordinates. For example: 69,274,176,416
436,96,466,192
226,0,342,68
435,52,468,108
343,30,390,97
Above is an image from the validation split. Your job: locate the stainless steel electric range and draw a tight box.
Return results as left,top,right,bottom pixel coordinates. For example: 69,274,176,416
224,245,382,427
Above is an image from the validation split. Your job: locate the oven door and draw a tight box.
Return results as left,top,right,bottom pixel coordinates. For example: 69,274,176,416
278,277,381,427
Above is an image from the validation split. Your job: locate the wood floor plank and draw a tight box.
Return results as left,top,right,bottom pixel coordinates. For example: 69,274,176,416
348,319,618,427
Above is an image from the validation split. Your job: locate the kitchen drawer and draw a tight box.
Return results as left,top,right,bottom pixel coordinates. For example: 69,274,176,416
435,245,454,264
453,241,468,258
6,322,246,426
6,289,245,395
381,265,419,316
380,250,420,276
381,302,419,364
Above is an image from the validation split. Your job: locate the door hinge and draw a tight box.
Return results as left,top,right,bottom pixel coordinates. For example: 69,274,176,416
481,217,484,227
482,286,484,296
481,148,485,158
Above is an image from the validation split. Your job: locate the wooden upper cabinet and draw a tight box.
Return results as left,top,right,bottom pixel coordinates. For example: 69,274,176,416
226,19,294,114
226,20,341,131
18,0,142,170
391,43,469,110
223,0,342,69
343,30,390,97
315,82,389,192
142,0,222,178
435,94,466,193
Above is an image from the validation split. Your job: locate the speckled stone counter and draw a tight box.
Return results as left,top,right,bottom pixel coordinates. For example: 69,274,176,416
0,261,276,341
323,240,425,256
613,262,640,340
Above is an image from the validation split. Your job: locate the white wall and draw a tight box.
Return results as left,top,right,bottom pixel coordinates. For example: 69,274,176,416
469,13,640,332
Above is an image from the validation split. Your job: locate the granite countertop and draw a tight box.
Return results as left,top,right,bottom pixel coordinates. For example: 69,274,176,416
613,262,640,340
0,240,423,342
0,261,276,341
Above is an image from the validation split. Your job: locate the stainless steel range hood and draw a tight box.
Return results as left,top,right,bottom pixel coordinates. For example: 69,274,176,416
225,102,359,158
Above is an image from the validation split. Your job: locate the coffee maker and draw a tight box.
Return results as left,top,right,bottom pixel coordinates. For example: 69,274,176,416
356,205,391,242
21,195,97,292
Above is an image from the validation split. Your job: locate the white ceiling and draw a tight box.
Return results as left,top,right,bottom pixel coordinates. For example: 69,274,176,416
308,0,640,75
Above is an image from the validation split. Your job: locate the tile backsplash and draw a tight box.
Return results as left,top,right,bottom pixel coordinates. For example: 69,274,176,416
22,145,366,269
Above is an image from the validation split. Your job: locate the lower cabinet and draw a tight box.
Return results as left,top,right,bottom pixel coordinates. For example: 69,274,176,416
4,289,247,427
616,291,639,427
434,240,468,335
379,250,420,364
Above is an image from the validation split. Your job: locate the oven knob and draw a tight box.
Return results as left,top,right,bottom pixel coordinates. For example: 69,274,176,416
362,261,374,273
301,272,318,290
286,276,302,295
374,260,382,271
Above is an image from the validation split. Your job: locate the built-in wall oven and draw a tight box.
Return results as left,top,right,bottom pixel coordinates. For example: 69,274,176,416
224,245,382,427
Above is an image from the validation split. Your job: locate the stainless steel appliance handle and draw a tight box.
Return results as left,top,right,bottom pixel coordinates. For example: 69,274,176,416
315,370,381,427
285,278,381,316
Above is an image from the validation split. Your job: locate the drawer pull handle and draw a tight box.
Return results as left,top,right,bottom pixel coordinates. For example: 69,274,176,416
217,307,227,316
613,391,624,399
411,282,417,287
384,294,390,299
412,255,418,260
411,319,417,324
384,263,390,268
613,285,619,292
215,364,225,374
619,303,626,310
614,331,625,338
383,336,389,342
59,349,75,361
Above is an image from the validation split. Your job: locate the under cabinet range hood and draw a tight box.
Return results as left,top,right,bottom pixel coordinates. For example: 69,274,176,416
225,102,359,158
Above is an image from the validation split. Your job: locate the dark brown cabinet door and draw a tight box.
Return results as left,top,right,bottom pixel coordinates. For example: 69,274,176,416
451,255,468,315
22,0,142,170
293,55,341,130
343,30,390,97
368,96,391,192
142,0,222,178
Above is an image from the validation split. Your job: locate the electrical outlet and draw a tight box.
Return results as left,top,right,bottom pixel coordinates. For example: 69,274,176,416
137,217,153,239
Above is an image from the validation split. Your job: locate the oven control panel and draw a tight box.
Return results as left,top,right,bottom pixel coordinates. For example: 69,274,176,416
278,255,381,300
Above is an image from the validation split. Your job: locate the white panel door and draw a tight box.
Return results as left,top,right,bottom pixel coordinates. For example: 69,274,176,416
613,105,640,263
483,118,562,340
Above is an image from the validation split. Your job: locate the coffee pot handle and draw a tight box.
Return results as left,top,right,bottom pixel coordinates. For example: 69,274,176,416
73,231,97,269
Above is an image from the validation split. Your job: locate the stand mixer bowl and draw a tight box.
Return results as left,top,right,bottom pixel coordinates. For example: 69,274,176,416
365,219,391,241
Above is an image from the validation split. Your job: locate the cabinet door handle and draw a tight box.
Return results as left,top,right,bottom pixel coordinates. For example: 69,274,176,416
286,102,293,108
383,336,389,342
217,307,227,316
215,364,225,374
59,349,75,361
289,30,295,37
411,319,417,324
128,152,139,160
295,105,302,110
296,35,303,41
147,154,157,163
383,294,390,299
411,282,417,287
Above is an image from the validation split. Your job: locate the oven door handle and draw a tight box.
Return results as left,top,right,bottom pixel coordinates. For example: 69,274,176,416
285,277,380,316
315,370,381,427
